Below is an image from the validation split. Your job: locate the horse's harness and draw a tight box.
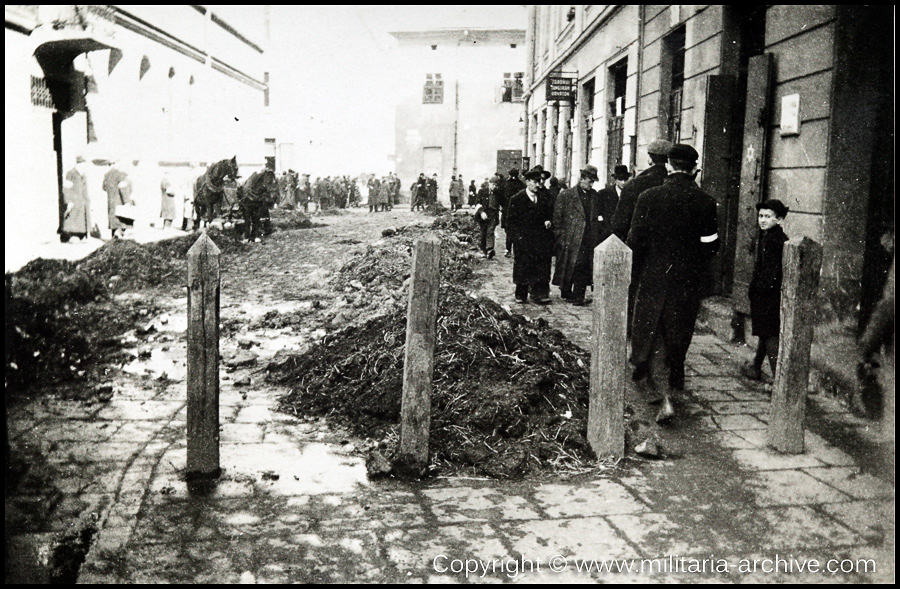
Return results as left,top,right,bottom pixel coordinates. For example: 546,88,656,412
239,172,275,205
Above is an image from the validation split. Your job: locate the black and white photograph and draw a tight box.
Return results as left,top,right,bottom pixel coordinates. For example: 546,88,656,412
5,5,894,583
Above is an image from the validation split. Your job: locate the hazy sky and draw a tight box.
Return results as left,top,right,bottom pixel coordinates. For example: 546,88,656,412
266,6,527,175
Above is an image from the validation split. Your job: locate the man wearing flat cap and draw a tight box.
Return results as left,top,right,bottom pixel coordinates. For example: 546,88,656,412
551,165,617,305
627,143,720,424
506,166,555,304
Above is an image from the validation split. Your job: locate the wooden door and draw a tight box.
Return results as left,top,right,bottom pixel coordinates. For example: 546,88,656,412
496,149,522,175
732,54,773,314
700,75,737,295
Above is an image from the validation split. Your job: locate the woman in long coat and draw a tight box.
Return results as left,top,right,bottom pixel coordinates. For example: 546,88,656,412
61,157,91,240
103,161,133,235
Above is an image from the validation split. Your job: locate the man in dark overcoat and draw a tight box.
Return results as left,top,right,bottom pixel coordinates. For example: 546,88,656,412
501,168,526,257
60,155,91,241
427,174,438,205
611,139,672,240
474,175,501,258
506,166,555,304
412,173,428,211
552,165,618,305
627,144,719,423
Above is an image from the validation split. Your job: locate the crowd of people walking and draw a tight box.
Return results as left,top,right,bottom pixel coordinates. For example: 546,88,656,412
477,140,723,426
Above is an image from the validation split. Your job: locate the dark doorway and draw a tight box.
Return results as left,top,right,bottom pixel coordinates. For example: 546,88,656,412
722,5,768,307
857,6,894,332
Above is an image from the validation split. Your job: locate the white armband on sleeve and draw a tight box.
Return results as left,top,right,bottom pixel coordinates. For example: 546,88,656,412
700,233,718,243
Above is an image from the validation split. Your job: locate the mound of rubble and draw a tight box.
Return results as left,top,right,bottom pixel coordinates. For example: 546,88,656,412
269,208,319,231
272,286,621,479
5,260,158,398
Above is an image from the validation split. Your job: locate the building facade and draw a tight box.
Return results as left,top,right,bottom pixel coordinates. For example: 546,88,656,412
5,5,269,248
525,5,893,331
392,27,527,202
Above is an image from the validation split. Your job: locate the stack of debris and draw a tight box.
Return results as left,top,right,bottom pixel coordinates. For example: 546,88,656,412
273,286,620,478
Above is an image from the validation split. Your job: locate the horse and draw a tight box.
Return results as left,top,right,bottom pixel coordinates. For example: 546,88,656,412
192,156,239,228
237,168,278,242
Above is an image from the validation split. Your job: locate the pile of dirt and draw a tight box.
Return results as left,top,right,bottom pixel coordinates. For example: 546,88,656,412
5,262,159,399
272,286,619,479
270,208,320,231
78,240,184,292
423,202,448,216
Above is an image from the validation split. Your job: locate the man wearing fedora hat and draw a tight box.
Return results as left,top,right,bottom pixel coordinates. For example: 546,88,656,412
506,166,555,304
612,140,672,330
551,164,616,305
627,143,719,424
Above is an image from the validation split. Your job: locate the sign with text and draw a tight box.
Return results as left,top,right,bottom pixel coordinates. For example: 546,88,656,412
546,74,577,102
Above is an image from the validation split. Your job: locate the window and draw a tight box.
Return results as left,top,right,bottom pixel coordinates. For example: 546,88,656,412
423,73,443,104
607,59,627,175
30,76,55,108
582,78,595,166
662,26,686,142
502,72,524,102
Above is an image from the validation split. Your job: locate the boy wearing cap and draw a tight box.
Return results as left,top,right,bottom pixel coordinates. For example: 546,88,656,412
742,199,790,382
628,143,719,423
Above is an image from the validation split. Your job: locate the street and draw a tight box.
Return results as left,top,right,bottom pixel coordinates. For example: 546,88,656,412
5,208,893,583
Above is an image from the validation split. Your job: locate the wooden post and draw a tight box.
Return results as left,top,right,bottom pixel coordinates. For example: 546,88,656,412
767,237,822,454
186,231,221,478
397,235,441,476
588,235,631,459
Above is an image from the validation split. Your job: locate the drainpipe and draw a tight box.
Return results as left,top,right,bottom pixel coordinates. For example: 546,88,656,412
633,5,645,173
453,32,467,176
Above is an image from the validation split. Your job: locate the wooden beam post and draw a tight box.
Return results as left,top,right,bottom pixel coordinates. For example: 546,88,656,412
767,237,823,454
588,235,631,459
186,231,221,478
397,235,441,477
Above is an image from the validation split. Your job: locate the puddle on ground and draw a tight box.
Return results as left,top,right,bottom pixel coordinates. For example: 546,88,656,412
216,440,369,496
122,348,186,381
227,300,316,320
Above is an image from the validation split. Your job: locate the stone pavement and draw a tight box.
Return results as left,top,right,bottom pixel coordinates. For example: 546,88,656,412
5,211,894,583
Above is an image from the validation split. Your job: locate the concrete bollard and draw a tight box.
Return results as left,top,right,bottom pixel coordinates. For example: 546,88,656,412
588,235,631,459
186,230,221,478
767,237,823,454
397,235,441,476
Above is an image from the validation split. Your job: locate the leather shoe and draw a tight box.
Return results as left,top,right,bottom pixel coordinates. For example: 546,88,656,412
740,362,762,381
632,362,649,381
515,297,528,304
655,398,675,424
570,298,592,306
